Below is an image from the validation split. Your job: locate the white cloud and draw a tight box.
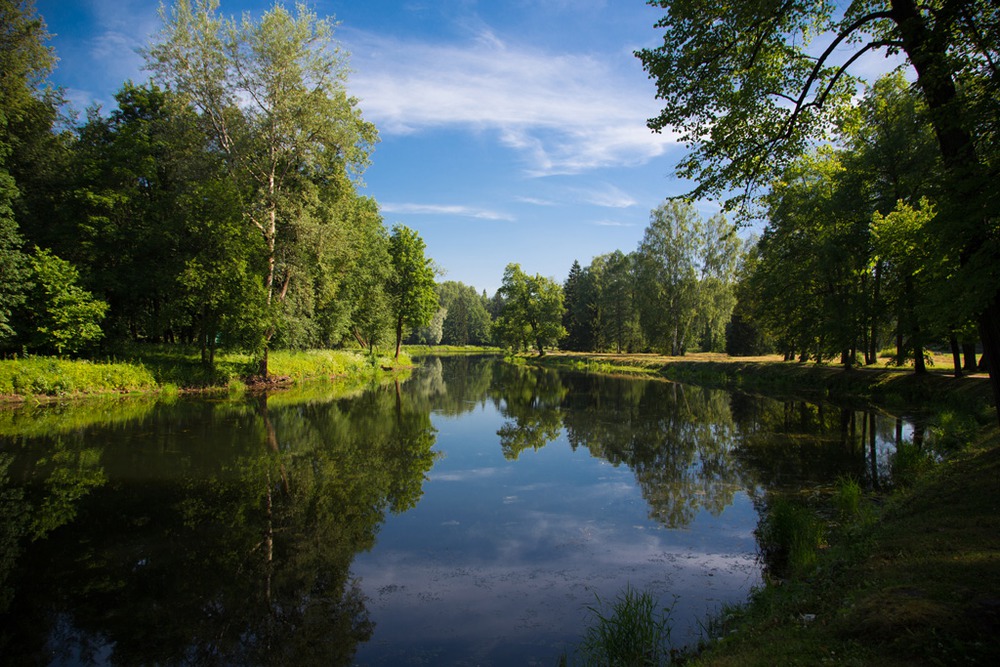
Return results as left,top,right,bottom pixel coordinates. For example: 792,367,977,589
344,27,679,176
593,219,634,227
380,202,515,221
578,183,638,208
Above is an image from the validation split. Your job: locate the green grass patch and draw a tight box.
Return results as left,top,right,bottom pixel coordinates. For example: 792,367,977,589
687,427,1000,667
405,344,502,356
0,356,158,397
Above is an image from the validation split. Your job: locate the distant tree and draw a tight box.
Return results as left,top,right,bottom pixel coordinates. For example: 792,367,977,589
636,201,702,355
439,281,491,346
495,263,566,355
387,224,438,359
561,260,593,351
589,251,643,353
409,307,446,345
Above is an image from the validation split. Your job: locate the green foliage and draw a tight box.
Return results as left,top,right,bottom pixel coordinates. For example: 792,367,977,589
889,441,934,488
146,0,378,374
494,263,566,355
636,201,739,355
575,586,676,667
756,496,825,579
388,224,438,358
929,411,979,453
437,281,492,346
23,247,108,355
636,0,1000,422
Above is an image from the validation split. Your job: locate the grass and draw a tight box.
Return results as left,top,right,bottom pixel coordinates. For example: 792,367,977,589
755,496,826,580
571,586,678,666
0,345,409,400
687,425,1000,667
0,356,159,397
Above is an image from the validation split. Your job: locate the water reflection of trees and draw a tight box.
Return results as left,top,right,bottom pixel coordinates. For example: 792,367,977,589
491,363,567,460
729,393,902,490
0,386,436,665
559,374,749,528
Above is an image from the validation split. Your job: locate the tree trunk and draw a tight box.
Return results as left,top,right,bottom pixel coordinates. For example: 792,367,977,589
963,341,977,372
395,317,404,360
891,0,1000,421
949,333,963,378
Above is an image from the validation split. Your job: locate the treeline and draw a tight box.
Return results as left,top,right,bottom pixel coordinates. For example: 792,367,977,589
1,1,990,377
1,0,440,373
503,72,991,374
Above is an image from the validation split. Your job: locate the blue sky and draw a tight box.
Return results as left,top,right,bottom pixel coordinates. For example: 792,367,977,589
34,1,900,294
33,0,692,294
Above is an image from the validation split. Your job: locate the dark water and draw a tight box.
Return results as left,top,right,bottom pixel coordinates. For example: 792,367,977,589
0,356,913,665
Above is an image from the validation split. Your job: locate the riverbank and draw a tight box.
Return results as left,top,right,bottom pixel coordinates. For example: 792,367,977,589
0,346,410,401
536,352,999,665
688,425,1000,666
529,351,995,416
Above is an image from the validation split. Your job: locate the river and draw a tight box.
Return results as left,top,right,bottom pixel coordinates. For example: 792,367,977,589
0,355,912,665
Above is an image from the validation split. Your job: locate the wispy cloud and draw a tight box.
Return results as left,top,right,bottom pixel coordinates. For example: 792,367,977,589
593,219,635,227
380,202,515,221
515,196,557,206
345,27,678,176
578,183,638,208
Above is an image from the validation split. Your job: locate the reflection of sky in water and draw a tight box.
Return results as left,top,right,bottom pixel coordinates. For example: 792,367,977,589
351,401,761,665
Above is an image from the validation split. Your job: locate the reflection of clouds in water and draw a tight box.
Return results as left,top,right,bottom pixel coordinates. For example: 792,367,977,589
354,503,760,660
352,547,759,652
430,466,508,482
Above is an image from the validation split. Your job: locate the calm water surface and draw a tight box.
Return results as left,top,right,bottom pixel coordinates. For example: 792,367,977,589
0,356,911,665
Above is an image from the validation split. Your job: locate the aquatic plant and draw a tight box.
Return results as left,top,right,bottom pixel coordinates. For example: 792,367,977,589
575,586,676,666
755,496,824,579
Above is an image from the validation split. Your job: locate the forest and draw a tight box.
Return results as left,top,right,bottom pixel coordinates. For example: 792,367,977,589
1,0,996,390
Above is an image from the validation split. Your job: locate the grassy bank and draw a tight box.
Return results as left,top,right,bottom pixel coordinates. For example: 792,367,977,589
539,351,999,665
529,351,995,416
687,426,1000,666
0,346,408,401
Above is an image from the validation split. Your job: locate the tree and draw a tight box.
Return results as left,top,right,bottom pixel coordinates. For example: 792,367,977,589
873,199,940,373
387,224,438,360
593,251,644,353
636,0,1000,422
145,0,377,376
562,260,593,351
495,263,566,355
0,0,56,343
438,281,492,346
20,247,108,355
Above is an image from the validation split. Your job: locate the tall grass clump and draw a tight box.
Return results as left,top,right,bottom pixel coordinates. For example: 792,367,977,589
574,586,676,666
832,475,863,519
755,496,825,579
890,440,935,488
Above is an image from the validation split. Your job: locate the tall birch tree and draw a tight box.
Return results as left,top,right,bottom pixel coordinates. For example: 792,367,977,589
145,0,376,376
